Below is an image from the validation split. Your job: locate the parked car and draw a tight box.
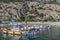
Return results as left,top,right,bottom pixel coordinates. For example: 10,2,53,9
25,28,40,38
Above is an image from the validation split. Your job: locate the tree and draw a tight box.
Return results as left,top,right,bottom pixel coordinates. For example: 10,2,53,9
39,13,44,18
50,0,56,3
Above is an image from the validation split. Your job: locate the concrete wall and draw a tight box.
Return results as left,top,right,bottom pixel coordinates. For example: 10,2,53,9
20,22,60,26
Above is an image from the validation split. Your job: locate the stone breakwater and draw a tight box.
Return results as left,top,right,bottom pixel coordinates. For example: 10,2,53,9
19,22,60,26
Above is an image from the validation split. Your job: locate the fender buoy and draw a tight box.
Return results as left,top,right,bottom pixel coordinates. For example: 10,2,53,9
0,30,3,32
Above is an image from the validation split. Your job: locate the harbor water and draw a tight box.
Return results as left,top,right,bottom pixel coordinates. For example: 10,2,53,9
0,26,60,40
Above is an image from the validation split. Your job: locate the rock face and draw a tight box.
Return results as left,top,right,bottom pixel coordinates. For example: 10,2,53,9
0,2,60,21
0,2,22,20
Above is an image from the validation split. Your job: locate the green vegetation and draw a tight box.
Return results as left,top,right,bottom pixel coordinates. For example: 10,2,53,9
38,7,44,9
0,0,57,3
0,0,21,2
50,0,57,4
15,17,25,22
0,0,58,22
0,0,37,2
43,18,58,22
39,13,44,18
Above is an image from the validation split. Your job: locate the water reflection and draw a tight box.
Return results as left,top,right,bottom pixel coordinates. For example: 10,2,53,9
0,26,60,40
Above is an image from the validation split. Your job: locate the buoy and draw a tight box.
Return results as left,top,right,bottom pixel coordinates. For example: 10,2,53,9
0,30,3,32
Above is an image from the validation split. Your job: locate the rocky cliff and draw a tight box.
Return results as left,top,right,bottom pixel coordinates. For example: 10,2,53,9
0,2,60,22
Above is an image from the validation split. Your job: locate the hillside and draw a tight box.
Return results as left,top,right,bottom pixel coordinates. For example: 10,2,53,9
0,1,60,22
